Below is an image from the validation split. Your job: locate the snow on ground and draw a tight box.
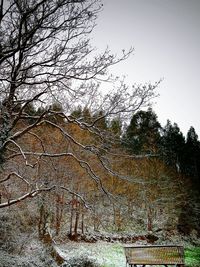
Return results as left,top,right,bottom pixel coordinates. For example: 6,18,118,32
57,241,127,267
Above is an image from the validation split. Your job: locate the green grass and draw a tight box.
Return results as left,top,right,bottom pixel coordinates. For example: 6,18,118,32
100,243,126,267
59,242,200,267
185,247,200,267
101,245,200,267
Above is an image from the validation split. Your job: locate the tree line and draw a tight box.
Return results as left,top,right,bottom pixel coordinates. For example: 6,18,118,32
19,102,200,190
122,108,200,191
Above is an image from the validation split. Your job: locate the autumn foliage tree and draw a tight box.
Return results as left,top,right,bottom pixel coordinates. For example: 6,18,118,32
0,0,158,210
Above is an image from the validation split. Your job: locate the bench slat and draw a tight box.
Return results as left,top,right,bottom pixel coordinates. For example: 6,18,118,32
124,245,184,265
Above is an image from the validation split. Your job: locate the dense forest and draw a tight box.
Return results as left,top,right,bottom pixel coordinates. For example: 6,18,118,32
1,103,200,266
1,104,200,240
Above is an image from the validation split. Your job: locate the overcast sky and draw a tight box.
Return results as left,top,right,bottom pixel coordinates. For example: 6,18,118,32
91,0,200,137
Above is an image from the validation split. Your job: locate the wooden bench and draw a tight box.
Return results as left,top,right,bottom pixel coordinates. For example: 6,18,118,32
124,245,185,266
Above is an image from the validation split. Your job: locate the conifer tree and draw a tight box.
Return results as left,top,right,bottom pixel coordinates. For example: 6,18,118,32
184,127,200,188
160,120,185,173
122,108,161,154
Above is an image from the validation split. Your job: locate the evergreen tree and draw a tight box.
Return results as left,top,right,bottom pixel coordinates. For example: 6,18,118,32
93,110,108,130
49,102,64,123
36,106,46,116
177,127,200,236
23,103,37,124
109,117,122,138
184,127,200,188
71,106,82,119
82,107,92,124
160,120,185,173
122,108,161,154
23,103,36,116
71,107,92,123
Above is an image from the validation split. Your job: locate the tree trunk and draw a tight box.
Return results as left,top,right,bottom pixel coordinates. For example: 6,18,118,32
38,204,49,239
147,206,153,231
81,205,84,235
73,208,80,240
55,193,64,236
69,199,74,238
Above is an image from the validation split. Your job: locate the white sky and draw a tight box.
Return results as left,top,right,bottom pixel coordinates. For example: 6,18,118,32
91,0,200,137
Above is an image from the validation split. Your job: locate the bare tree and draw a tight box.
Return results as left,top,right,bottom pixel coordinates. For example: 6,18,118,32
0,0,158,208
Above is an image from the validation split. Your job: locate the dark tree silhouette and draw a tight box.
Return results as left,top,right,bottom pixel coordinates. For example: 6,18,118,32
160,120,185,173
122,108,161,154
184,127,200,186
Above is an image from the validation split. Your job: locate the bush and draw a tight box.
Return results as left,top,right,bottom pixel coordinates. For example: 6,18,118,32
0,212,18,252
61,255,100,267
0,247,58,267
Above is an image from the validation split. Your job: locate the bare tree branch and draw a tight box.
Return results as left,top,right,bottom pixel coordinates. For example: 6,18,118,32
0,185,56,208
0,0,159,209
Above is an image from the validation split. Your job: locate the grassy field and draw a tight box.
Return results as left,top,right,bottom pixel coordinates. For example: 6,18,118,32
185,247,200,267
100,244,200,267
59,242,200,267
